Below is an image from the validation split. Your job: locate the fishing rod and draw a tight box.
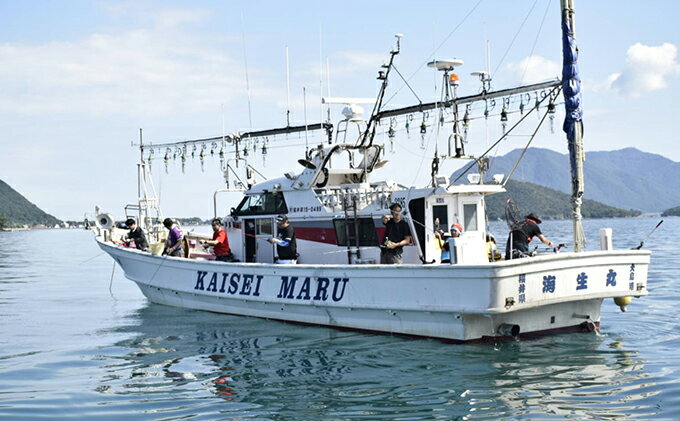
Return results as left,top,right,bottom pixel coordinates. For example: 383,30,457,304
535,243,567,253
633,220,663,250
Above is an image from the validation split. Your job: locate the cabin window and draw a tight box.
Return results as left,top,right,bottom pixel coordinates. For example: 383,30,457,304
234,192,287,216
432,204,448,232
256,218,273,235
333,218,379,246
463,203,478,231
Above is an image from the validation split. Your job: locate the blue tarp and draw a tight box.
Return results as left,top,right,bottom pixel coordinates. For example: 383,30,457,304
561,11,583,179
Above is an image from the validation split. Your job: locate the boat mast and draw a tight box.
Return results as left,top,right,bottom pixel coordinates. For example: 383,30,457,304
561,0,585,252
359,33,402,148
138,128,145,227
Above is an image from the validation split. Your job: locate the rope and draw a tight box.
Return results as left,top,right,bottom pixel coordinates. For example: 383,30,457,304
109,262,117,300
491,0,540,79
391,64,423,105
149,254,170,282
503,104,553,185
383,0,484,107
452,85,561,184
79,252,105,265
520,0,553,85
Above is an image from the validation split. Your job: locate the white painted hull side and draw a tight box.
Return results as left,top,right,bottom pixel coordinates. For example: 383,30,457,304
98,238,649,342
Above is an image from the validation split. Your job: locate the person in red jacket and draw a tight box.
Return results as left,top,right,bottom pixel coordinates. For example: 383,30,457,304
201,218,235,262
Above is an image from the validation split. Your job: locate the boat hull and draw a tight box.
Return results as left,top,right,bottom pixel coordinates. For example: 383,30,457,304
98,238,649,342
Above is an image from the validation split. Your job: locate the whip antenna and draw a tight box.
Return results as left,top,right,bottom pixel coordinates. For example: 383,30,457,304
634,220,663,250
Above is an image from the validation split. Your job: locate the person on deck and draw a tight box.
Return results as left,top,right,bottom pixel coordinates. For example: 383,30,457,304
163,218,183,257
380,203,413,264
435,222,462,263
200,218,234,262
505,213,554,259
124,218,149,251
486,233,502,261
268,215,297,264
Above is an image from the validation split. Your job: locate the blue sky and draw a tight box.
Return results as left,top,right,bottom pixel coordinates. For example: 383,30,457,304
1,0,679,219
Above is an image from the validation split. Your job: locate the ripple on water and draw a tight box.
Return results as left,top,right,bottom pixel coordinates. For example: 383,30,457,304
0,222,680,419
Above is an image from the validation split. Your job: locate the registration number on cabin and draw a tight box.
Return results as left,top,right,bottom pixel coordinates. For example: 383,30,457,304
288,206,323,213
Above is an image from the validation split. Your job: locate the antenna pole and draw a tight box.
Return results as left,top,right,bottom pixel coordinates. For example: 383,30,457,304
319,24,324,145
137,128,144,227
485,35,492,147
303,87,309,155
286,46,291,126
484,21,491,77
360,33,402,148
241,13,253,131
326,56,332,123
138,128,144,163
221,104,225,143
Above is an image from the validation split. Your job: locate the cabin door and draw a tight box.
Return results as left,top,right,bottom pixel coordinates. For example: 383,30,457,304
255,218,275,263
424,198,449,262
408,198,426,259
244,219,256,262
458,198,482,232
243,217,275,263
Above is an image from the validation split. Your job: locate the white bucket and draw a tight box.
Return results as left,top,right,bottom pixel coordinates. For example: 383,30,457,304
150,242,165,256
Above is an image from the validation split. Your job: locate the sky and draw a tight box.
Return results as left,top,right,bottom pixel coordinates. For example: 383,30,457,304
1,0,679,220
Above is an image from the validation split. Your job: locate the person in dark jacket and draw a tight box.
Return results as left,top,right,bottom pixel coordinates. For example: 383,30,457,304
380,203,412,264
505,213,554,259
269,215,297,263
124,218,149,251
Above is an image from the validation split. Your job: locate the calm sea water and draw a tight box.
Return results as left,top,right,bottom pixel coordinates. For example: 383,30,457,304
1,217,679,420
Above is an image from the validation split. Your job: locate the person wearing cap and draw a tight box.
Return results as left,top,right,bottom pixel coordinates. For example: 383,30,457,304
380,203,412,264
124,218,149,251
268,215,297,264
163,218,183,257
505,213,554,259
435,222,462,263
200,218,234,262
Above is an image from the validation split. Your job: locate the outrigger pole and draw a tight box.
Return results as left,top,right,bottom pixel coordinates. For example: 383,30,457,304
374,79,560,120
561,0,586,252
146,122,334,150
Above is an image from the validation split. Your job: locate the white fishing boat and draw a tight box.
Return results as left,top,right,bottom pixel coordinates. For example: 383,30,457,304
91,0,649,342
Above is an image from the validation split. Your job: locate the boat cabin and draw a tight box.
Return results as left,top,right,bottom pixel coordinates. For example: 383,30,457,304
223,147,504,265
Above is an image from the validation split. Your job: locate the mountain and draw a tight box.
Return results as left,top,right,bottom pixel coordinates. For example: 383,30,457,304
661,206,680,217
0,180,61,228
452,147,680,212
485,180,641,221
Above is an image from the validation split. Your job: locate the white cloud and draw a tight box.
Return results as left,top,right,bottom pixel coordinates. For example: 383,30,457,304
153,9,211,29
506,55,561,84
336,51,387,70
297,50,386,82
0,11,271,117
605,42,680,97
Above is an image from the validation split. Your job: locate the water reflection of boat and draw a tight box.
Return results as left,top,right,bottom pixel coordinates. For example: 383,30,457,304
91,1,649,342
102,304,357,403
97,303,658,419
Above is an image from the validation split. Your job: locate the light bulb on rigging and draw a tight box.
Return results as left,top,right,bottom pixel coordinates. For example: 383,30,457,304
462,106,470,141
420,113,427,150
548,100,556,133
